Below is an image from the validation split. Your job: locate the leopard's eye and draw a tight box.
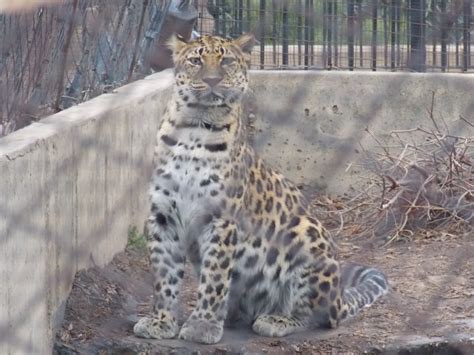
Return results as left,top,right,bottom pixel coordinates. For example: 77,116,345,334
221,57,236,66
188,57,202,66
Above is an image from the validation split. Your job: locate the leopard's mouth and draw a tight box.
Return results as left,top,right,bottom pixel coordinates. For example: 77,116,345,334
198,91,226,106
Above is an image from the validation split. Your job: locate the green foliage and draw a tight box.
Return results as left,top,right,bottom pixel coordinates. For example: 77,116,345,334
127,226,148,253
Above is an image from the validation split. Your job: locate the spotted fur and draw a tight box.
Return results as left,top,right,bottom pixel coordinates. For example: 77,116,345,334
133,34,388,344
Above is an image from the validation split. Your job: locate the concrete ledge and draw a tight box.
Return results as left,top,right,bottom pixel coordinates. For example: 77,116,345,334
0,70,173,354
1,69,473,353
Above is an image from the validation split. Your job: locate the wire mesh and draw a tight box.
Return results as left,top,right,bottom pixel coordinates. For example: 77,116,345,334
0,0,171,137
0,0,473,136
196,0,473,72
0,2,472,353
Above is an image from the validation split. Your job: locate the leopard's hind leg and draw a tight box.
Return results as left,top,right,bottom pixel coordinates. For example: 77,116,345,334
251,217,346,337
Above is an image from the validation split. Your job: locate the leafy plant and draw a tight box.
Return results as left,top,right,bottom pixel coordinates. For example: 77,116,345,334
127,226,148,253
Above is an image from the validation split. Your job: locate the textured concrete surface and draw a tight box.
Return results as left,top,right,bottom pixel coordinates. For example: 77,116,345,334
250,71,474,193
0,71,173,354
1,70,473,354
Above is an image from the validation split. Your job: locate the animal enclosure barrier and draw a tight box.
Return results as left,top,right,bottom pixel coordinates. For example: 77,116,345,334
197,0,473,72
1,1,473,138
0,0,171,136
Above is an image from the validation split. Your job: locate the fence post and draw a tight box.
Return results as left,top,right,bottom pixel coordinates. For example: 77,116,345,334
347,0,355,71
333,0,338,67
440,0,447,72
326,0,333,68
272,0,277,66
260,0,265,69
371,0,377,71
304,0,311,69
282,1,289,68
409,0,426,72
463,0,472,71
237,0,243,35
391,0,396,70
358,0,363,67
297,0,303,67
246,0,251,32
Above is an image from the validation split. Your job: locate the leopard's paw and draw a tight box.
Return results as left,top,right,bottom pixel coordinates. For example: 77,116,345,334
179,317,223,344
252,314,304,337
133,314,179,339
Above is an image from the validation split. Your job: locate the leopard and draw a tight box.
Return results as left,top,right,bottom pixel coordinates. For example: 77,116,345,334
133,33,389,344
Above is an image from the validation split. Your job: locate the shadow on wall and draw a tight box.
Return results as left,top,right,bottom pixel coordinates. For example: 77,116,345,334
1,62,474,354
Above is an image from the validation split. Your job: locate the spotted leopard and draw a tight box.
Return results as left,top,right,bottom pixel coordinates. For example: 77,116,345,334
134,33,389,344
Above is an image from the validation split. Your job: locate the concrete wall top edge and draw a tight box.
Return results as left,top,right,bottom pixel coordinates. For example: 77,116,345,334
1,68,471,162
0,70,174,161
249,70,474,80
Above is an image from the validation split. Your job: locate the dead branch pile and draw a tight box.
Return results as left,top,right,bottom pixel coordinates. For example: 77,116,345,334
311,119,474,246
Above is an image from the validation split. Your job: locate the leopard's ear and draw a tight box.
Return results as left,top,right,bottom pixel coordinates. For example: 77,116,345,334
233,33,256,54
167,34,188,63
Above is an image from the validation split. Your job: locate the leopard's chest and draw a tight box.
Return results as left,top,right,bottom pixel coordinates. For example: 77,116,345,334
150,143,242,268
152,154,224,217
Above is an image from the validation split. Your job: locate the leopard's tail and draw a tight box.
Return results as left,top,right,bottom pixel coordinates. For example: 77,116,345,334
340,263,389,320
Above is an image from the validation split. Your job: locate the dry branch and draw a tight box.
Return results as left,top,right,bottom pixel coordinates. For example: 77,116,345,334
311,120,473,247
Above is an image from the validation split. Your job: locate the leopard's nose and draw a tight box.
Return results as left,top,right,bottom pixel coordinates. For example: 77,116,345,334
202,76,223,88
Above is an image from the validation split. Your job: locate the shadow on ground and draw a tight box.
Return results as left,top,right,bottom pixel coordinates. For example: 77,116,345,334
54,231,473,354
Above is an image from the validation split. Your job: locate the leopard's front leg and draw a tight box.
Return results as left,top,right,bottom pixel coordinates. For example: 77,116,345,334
179,219,238,344
134,210,184,339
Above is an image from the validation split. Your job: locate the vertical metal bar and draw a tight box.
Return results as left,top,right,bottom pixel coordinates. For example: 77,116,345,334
359,1,363,67
304,0,310,69
221,0,227,38
396,0,401,67
406,0,411,68
463,0,472,71
409,0,426,72
297,0,303,66
246,0,251,32
333,0,338,67
215,0,221,35
327,0,333,68
383,3,388,68
456,13,460,68
238,0,243,35
309,0,314,66
441,0,447,71
390,0,396,70
282,1,289,68
233,0,238,37
259,0,265,69
371,0,377,71
348,0,355,70
272,0,277,66
322,0,327,68
431,0,437,69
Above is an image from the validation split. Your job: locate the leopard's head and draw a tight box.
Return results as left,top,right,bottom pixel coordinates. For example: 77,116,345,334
168,33,256,108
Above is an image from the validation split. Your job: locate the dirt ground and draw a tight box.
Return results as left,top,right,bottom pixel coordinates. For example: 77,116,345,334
54,224,473,355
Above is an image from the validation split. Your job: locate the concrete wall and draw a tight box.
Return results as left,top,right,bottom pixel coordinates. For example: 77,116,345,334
250,71,474,192
1,69,473,354
0,71,173,354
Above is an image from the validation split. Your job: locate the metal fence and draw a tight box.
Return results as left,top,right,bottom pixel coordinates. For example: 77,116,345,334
197,0,473,72
1,0,473,137
0,0,172,136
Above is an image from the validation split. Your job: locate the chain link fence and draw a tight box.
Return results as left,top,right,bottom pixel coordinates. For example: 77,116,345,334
1,0,473,136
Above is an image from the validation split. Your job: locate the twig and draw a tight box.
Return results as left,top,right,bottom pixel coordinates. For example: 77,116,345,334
459,115,474,127
54,0,78,112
